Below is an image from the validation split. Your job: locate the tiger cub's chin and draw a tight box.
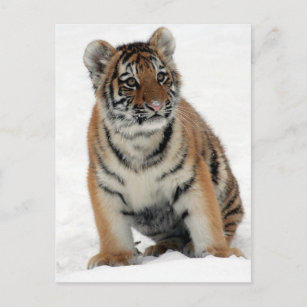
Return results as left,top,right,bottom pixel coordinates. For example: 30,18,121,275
84,27,244,268
136,116,169,131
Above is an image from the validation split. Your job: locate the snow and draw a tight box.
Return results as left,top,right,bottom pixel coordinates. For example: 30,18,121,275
56,24,251,282
57,252,250,283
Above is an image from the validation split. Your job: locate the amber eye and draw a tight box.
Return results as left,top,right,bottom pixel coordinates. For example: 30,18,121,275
157,72,166,83
126,77,137,87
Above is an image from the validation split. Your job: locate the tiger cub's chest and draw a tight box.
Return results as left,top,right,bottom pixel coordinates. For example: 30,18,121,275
123,170,175,212
121,170,182,238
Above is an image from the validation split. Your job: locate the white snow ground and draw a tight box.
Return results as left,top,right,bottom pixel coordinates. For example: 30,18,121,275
56,24,251,282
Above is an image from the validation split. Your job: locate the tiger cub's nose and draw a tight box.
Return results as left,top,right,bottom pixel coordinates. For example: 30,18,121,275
147,101,163,112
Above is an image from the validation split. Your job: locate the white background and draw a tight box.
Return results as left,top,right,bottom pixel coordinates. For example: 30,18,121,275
1,0,307,306
56,24,251,282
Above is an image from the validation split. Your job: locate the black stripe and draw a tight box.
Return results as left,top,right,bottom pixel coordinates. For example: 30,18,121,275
109,82,114,101
173,175,195,204
98,183,127,206
121,210,134,216
165,100,171,107
103,84,112,109
181,210,189,220
163,77,171,85
223,204,242,220
169,89,176,96
135,54,141,64
146,119,174,160
119,72,130,79
94,148,124,185
122,52,135,64
210,148,219,184
159,146,187,180
110,50,131,84
222,193,238,213
104,125,133,170
111,69,118,82
224,222,237,228
165,110,172,118
150,60,156,71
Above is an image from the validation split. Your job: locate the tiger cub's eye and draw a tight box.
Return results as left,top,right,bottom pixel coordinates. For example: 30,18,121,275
126,77,137,87
157,72,166,82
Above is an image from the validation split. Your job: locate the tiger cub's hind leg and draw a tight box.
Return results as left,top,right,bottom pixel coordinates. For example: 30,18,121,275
221,186,244,247
176,159,244,258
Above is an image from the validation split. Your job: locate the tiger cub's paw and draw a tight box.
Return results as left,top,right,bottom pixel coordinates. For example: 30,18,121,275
183,242,245,258
184,242,210,258
87,251,134,269
206,247,245,258
144,244,168,257
183,241,195,257
144,240,181,257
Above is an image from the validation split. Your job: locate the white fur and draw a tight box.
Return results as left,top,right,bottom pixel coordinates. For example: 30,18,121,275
96,189,135,252
97,117,193,213
173,185,214,257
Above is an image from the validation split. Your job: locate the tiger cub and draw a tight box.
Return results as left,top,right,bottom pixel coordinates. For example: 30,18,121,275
84,27,244,268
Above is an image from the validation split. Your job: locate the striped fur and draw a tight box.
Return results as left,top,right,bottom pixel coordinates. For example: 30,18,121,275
84,28,244,268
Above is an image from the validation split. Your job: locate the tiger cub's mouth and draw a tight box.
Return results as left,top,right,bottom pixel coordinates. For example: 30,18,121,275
149,113,163,120
132,104,173,126
133,112,166,125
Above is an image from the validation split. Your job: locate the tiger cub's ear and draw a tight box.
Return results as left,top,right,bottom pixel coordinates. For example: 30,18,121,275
149,27,176,62
83,40,116,89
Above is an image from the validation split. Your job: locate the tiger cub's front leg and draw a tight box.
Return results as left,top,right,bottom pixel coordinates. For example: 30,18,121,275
175,159,244,258
87,167,135,269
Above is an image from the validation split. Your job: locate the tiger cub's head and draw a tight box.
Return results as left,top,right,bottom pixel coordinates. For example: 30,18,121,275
84,28,181,132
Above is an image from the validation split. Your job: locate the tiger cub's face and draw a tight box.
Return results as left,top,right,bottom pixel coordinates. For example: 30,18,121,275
84,28,181,133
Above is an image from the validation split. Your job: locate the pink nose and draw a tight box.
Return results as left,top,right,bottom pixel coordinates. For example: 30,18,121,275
147,101,163,112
